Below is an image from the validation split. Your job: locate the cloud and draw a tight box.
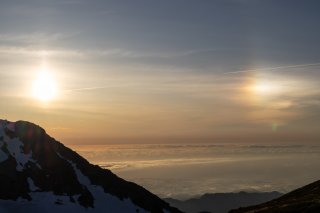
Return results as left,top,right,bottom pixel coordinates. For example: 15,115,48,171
0,31,223,61
0,32,76,44
223,62,320,75
0,46,83,58
0,43,218,62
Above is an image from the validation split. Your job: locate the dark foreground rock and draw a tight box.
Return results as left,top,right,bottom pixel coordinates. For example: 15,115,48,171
165,191,282,213
230,180,320,213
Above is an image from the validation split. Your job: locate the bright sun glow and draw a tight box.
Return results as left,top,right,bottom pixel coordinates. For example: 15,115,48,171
252,81,275,94
247,77,281,96
33,71,57,101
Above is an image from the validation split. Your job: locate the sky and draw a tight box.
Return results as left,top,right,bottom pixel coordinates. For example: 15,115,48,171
0,0,320,144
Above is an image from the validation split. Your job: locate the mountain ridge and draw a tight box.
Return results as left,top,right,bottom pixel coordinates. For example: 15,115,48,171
0,119,182,213
164,191,282,213
229,179,320,213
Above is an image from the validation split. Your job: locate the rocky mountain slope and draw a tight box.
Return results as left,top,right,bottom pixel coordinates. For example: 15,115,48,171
0,119,182,213
230,180,320,213
165,191,282,213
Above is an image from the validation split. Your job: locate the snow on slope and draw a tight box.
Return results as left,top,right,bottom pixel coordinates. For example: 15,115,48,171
0,119,179,213
27,178,39,192
0,119,149,212
0,191,149,213
57,152,149,213
0,120,35,171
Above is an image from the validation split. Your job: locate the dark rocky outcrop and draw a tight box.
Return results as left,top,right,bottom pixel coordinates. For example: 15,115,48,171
165,191,282,213
230,180,320,213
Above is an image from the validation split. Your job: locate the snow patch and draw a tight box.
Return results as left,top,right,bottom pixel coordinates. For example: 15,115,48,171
28,178,40,191
0,190,152,213
0,120,35,171
5,138,34,171
0,192,86,213
57,152,150,213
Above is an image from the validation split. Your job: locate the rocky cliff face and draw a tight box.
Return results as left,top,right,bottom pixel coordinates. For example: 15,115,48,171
230,180,320,213
0,119,182,213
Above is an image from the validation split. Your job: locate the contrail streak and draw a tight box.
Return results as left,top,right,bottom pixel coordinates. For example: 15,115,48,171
223,62,320,75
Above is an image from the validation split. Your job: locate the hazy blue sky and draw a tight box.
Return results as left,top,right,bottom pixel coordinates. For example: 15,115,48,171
0,0,319,144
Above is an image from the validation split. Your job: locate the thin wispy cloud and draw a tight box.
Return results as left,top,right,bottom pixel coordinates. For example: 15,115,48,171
0,44,215,60
0,46,83,58
223,62,320,75
0,32,77,44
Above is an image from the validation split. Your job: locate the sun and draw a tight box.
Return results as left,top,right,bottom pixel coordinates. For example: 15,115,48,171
32,71,57,101
251,81,276,95
245,74,279,97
